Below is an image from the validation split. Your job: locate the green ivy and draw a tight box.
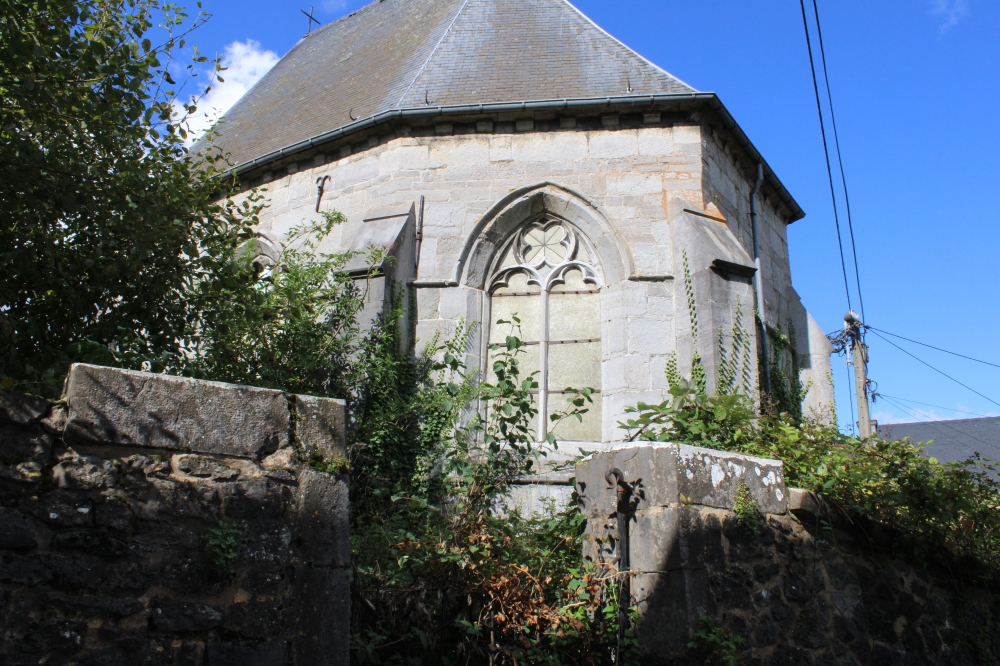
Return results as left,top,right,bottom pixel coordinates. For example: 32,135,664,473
763,320,804,419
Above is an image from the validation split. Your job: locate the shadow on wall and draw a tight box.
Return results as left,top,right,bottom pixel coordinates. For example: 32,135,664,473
575,444,998,665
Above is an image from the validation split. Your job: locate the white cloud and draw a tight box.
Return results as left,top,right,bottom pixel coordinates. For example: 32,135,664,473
930,0,970,30
872,400,998,426
321,0,348,12
174,39,279,144
872,407,913,426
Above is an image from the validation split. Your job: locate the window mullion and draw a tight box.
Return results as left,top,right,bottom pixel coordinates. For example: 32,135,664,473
539,286,550,442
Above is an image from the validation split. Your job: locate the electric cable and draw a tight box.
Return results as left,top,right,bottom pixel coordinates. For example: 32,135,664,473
875,394,991,418
798,0,853,313
810,0,866,323
868,329,1000,410
877,395,995,455
867,326,1000,370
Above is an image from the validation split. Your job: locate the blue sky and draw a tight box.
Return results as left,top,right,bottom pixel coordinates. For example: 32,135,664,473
172,0,1000,432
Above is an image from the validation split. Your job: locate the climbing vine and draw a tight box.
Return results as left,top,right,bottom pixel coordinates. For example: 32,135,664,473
762,320,804,419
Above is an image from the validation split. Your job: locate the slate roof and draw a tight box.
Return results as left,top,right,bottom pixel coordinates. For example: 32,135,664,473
879,417,1000,465
204,0,698,168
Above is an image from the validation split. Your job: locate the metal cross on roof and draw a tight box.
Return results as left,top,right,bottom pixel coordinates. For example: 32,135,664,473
301,6,320,35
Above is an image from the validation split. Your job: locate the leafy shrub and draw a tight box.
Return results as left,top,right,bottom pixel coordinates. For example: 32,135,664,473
742,416,1000,574
204,522,242,575
622,375,1000,577
0,0,263,397
350,320,641,664
732,482,760,537
309,453,351,475
688,616,746,666
189,212,380,398
620,376,756,451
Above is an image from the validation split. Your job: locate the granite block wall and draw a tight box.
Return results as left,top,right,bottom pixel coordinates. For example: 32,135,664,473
0,364,349,666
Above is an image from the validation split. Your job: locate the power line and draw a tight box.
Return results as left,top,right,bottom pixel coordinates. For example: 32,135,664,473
876,394,992,418
810,0,865,323
868,326,1000,369
868,329,1000,410
876,395,995,455
878,396,996,453
798,0,853,313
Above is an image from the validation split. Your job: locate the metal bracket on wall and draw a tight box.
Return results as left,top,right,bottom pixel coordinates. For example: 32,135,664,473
315,175,331,212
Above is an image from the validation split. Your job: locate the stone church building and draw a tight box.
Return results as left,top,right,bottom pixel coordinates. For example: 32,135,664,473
206,0,834,494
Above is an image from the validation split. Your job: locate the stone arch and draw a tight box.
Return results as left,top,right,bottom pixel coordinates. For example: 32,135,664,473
458,183,633,290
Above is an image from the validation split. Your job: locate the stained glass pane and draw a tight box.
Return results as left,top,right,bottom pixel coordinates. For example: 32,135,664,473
486,339,540,389
547,341,600,392
549,292,600,341
490,272,540,344
522,223,569,264
549,395,602,442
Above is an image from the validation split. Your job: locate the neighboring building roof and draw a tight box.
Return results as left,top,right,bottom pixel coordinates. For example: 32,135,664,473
201,0,697,168
879,417,1000,465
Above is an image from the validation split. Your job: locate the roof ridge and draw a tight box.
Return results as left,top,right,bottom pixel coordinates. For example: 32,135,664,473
557,0,698,93
394,0,470,108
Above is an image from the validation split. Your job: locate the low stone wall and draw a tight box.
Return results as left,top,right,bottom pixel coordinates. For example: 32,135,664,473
577,444,1000,665
0,364,349,666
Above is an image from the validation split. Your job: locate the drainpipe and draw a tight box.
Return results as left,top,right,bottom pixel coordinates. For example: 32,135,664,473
750,162,770,396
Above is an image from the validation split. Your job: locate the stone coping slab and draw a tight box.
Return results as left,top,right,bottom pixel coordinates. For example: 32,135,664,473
575,442,787,515
64,364,291,459
63,365,349,461
294,394,347,459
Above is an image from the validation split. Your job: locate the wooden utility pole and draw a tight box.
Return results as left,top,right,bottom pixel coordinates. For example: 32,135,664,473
845,310,871,437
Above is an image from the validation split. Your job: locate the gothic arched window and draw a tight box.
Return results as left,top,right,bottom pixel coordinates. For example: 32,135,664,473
487,217,602,443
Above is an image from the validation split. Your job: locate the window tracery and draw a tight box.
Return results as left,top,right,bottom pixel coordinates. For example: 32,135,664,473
487,217,603,442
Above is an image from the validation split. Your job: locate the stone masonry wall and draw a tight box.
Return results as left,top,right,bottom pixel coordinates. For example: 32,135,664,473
0,364,350,666
577,444,1000,665
700,124,836,419
231,120,787,447
700,121,792,331
245,124,705,430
